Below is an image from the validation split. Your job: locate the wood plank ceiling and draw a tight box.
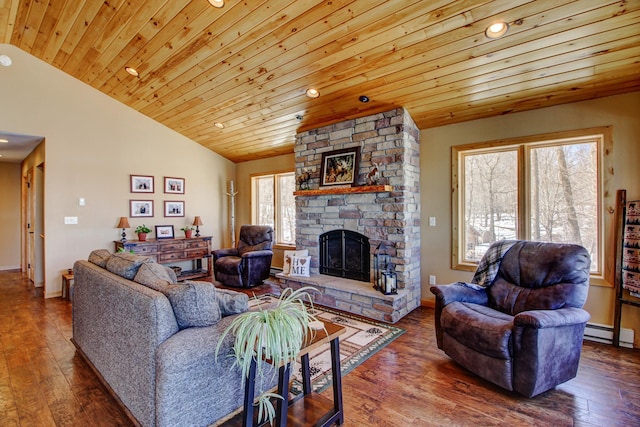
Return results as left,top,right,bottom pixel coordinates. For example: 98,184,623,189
2,0,639,163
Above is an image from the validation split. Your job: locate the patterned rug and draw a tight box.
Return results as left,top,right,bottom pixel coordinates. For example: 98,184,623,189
247,294,406,394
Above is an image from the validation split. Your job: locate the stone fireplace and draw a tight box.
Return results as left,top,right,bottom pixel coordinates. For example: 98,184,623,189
277,108,421,323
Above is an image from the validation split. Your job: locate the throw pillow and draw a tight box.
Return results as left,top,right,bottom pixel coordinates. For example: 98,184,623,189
106,252,154,280
164,282,221,329
214,287,250,316
283,249,309,275
134,263,174,292
289,256,311,277
88,249,111,268
184,281,250,317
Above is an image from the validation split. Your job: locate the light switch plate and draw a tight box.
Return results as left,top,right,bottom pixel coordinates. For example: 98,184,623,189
64,216,78,225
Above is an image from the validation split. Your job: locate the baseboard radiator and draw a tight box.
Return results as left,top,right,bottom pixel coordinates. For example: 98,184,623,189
584,322,635,348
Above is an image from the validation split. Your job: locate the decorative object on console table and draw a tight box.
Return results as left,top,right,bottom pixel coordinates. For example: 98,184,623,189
135,224,152,241
181,226,194,238
155,225,175,239
192,216,203,237
114,235,213,281
115,217,130,243
319,147,360,187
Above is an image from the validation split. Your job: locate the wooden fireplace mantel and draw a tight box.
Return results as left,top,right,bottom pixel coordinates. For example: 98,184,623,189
294,184,392,196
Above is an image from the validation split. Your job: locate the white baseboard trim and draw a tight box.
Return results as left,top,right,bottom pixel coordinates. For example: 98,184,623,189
0,265,20,271
584,322,634,348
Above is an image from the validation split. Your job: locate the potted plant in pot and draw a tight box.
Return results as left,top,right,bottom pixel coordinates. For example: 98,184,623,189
135,224,152,241
216,287,323,425
181,226,194,238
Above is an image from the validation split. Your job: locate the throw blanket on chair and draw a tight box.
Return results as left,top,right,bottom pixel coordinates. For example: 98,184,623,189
622,200,640,294
460,240,518,290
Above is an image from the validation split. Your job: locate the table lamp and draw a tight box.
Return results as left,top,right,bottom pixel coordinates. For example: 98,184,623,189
193,216,203,237
116,217,131,243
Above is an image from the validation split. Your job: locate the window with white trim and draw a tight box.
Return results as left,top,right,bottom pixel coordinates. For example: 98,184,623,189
452,128,612,279
251,172,295,245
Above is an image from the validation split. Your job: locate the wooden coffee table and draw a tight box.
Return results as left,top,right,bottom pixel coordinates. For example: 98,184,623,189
227,319,346,427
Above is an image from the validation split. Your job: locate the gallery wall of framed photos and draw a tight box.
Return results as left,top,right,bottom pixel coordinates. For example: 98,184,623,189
129,174,186,221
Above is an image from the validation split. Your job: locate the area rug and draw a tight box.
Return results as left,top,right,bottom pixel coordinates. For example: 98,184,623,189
247,294,405,394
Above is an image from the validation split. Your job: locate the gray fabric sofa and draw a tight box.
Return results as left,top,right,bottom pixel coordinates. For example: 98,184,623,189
72,252,275,427
430,240,591,397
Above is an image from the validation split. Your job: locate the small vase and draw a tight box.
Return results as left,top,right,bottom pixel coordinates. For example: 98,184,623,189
185,230,193,238
138,232,147,241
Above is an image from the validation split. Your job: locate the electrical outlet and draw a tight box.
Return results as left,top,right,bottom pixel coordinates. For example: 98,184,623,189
429,275,436,285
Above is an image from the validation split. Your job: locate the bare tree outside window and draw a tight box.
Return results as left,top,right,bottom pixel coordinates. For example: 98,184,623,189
455,135,603,274
252,172,296,245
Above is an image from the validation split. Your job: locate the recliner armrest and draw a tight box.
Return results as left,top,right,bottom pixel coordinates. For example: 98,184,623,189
514,307,591,329
430,283,489,307
212,248,239,260
241,249,273,259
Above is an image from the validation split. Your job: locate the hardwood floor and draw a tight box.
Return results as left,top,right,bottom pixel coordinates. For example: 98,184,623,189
1,269,638,426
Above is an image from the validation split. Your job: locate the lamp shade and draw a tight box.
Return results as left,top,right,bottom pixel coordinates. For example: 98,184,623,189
116,217,131,229
192,216,203,226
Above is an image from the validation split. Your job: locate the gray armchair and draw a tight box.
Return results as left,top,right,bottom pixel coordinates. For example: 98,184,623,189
430,240,591,397
212,225,274,288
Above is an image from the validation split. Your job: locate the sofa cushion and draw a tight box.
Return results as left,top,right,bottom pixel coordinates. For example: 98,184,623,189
164,282,221,329
105,252,154,280
441,301,514,360
88,249,111,268
134,263,176,292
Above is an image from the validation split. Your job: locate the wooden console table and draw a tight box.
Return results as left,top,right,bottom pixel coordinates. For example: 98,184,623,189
114,236,212,281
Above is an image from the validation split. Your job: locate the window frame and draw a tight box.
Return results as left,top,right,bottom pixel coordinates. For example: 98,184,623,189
250,170,296,247
451,127,613,286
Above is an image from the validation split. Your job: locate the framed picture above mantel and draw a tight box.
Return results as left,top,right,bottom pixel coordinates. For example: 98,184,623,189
319,147,360,187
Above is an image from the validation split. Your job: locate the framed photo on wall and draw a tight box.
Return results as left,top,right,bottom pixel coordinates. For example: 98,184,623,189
164,177,185,194
319,147,360,187
130,175,154,193
164,201,185,217
130,200,153,217
155,225,175,239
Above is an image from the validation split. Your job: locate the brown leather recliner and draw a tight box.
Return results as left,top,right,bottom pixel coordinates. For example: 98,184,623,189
212,225,274,288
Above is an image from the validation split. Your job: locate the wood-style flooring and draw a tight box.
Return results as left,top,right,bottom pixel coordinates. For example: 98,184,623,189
1,269,639,426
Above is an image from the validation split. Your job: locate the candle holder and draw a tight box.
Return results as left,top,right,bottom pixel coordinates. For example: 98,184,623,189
373,243,396,295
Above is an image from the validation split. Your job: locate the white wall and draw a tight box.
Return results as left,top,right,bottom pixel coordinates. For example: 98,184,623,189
0,44,236,297
421,91,640,344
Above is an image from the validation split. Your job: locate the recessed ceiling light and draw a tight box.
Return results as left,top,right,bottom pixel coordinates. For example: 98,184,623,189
306,88,320,98
208,0,224,8
485,21,509,39
214,122,225,129
125,66,139,77
359,95,370,103
0,54,12,67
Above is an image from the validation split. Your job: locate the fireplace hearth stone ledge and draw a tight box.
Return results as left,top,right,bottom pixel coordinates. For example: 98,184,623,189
275,273,411,323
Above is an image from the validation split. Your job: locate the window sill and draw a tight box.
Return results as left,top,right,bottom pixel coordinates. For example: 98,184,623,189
273,243,296,251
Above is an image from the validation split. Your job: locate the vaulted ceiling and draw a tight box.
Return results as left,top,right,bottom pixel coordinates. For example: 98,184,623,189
1,0,639,162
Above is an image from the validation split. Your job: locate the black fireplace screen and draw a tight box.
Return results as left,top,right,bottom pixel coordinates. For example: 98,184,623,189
319,229,370,282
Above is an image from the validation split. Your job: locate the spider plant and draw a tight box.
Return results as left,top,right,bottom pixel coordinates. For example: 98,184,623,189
215,286,322,425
